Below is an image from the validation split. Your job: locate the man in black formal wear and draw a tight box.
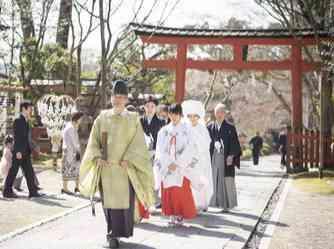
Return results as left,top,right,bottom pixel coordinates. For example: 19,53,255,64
207,103,241,212
140,96,166,152
140,96,166,209
2,101,43,198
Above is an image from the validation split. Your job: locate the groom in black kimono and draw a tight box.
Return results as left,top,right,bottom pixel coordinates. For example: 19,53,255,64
140,96,166,151
207,103,241,211
140,96,165,209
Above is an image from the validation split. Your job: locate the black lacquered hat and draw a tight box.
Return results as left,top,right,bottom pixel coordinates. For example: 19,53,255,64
112,80,128,96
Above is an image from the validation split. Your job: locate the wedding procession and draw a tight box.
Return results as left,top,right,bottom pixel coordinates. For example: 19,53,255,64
0,0,334,249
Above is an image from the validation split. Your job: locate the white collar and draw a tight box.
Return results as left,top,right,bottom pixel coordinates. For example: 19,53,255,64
21,113,28,122
110,108,128,116
169,121,184,130
215,121,222,129
146,115,153,122
146,114,154,119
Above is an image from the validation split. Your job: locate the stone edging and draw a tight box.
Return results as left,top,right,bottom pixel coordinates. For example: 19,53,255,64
257,178,292,249
243,173,288,248
290,170,334,179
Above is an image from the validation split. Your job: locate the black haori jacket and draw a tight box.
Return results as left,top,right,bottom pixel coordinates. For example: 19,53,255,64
207,120,242,177
140,114,166,150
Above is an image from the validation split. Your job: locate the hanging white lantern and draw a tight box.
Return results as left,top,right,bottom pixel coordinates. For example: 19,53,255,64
37,94,76,153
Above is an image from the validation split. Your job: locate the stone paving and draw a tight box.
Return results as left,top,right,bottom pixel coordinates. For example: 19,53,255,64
0,155,284,249
0,168,90,236
268,179,334,249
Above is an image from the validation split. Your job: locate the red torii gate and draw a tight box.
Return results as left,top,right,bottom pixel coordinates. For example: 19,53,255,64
131,23,333,169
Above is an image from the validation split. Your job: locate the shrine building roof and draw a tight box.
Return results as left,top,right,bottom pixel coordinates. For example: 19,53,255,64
130,23,332,38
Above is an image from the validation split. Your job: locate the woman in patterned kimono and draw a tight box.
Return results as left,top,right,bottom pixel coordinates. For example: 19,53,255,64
61,112,83,194
155,103,200,226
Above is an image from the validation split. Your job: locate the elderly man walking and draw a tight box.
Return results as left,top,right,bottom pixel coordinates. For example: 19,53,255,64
207,103,241,212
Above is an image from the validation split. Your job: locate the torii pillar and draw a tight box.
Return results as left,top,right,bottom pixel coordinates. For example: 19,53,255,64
175,43,187,102
290,43,303,171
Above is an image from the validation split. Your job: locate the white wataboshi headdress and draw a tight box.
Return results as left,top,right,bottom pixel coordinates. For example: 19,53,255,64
182,100,206,121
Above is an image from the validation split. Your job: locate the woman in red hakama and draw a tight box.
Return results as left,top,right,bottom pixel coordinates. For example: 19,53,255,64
155,104,199,226
161,177,197,221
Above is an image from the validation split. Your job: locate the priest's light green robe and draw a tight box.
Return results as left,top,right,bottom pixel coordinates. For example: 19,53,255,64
79,109,155,212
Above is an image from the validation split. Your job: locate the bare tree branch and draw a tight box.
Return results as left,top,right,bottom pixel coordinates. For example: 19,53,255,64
204,71,218,110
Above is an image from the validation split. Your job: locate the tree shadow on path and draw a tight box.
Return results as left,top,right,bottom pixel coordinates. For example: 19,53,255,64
118,241,158,249
136,222,245,241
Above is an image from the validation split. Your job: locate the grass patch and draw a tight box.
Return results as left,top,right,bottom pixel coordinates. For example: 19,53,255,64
293,176,334,195
32,153,61,170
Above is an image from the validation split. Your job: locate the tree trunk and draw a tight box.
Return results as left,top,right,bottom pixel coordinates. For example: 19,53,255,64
15,0,35,42
319,70,333,177
76,45,82,97
204,71,217,110
56,0,72,49
99,0,107,108
8,0,16,84
16,0,34,88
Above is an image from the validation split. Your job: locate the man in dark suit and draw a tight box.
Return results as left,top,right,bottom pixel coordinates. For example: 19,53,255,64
2,101,42,198
249,131,263,166
140,96,166,151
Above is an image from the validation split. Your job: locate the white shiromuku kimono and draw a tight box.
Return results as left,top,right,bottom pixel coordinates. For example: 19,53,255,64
62,122,81,181
189,123,214,210
154,121,200,189
182,100,214,210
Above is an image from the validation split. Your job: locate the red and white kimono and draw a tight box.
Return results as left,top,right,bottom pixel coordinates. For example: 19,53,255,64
154,121,200,219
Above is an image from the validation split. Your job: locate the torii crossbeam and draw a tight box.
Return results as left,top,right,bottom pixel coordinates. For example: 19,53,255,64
131,23,333,134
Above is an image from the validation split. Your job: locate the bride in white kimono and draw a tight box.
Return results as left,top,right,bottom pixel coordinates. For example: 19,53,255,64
182,100,213,211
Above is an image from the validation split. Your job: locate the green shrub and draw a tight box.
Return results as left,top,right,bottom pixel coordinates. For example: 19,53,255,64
242,148,252,160
262,142,273,156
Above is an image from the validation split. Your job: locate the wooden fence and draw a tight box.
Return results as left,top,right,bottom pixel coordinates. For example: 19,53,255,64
287,129,334,169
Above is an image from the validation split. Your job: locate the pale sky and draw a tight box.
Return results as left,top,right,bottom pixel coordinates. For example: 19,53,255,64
167,0,274,27
81,0,276,50
0,0,276,69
